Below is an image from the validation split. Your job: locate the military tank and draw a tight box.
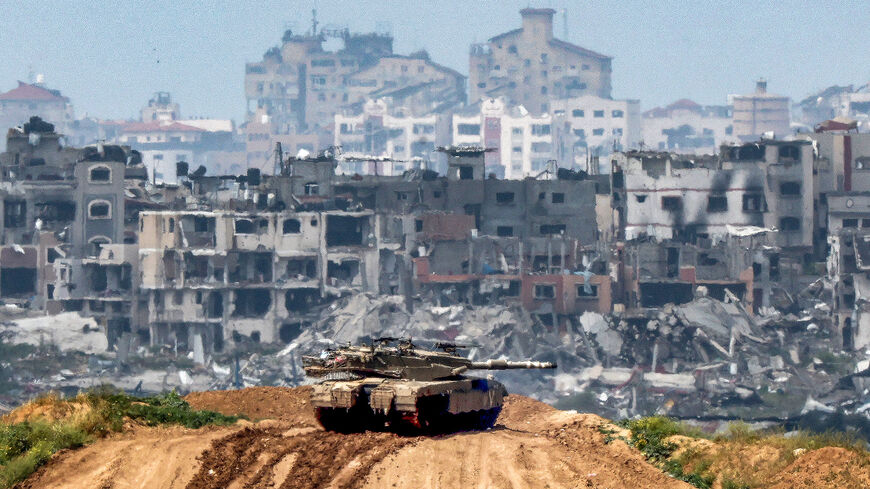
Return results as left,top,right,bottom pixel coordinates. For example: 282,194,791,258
302,338,556,433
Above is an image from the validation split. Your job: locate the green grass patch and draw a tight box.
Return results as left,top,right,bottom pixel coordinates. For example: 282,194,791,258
0,387,240,488
616,415,870,489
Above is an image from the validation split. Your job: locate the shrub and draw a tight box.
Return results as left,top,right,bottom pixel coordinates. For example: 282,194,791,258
0,388,240,488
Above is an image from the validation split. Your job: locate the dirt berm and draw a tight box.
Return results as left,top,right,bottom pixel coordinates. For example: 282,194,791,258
13,386,862,489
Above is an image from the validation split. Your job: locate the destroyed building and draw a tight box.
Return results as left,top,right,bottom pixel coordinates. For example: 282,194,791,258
611,140,816,311
0,118,145,346
0,80,75,152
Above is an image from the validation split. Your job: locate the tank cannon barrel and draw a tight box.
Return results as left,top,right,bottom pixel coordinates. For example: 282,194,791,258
468,359,556,370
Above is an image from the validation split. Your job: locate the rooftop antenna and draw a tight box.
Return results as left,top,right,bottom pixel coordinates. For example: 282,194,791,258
311,5,318,36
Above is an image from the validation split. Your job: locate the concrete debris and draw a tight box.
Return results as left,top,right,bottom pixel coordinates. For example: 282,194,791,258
0,312,106,353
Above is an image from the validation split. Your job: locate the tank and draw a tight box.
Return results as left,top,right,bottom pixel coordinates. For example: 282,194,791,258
302,339,556,433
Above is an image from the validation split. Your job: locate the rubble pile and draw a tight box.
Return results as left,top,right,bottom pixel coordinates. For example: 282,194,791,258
4,285,870,437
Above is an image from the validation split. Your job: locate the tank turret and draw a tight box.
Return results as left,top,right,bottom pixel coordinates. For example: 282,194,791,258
302,339,555,433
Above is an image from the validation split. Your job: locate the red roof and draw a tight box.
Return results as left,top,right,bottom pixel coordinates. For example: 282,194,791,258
0,81,67,101
121,121,204,133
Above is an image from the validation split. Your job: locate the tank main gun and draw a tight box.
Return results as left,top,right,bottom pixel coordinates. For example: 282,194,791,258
302,342,556,381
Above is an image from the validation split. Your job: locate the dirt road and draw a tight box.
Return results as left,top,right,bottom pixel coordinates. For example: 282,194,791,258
20,387,694,489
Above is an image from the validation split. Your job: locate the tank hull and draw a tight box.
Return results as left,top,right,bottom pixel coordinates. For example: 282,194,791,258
310,376,507,433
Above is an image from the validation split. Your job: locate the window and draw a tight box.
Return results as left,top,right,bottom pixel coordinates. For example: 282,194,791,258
168,218,175,232
88,200,111,219
612,110,624,118
89,165,111,182
413,124,435,135
477,82,486,88
577,284,599,298
497,226,514,237
592,128,604,136
540,53,548,63
573,129,586,138
541,86,548,95
531,142,552,153
540,223,566,235
572,109,584,117
282,218,301,234
582,64,590,70
304,182,319,195
552,193,565,204
612,128,623,136
779,145,800,160
743,193,764,212
531,124,550,136
707,196,728,212
173,291,183,305
495,192,515,204
3,200,25,228
194,216,211,232
415,219,423,232
512,127,523,135
433,191,441,198
780,217,801,231
508,45,517,54
593,110,605,118
457,123,481,135
534,284,555,299
396,192,408,201
235,219,254,234
862,219,870,228
780,182,801,196
843,219,859,228
459,166,474,180
512,146,522,153
662,196,682,211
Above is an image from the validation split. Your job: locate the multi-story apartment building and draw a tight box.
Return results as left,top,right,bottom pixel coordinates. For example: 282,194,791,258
244,27,465,171
452,98,556,179
334,99,446,176
551,96,641,170
0,118,147,346
117,94,242,183
469,8,612,115
640,99,733,154
731,79,791,141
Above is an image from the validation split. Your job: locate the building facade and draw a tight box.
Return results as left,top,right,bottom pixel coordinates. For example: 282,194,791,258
469,8,612,115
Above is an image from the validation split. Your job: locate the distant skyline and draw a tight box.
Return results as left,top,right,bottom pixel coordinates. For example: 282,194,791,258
1,0,868,122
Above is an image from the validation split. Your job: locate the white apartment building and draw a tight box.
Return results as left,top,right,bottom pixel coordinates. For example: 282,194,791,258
551,96,641,171
452,98,555,179
334,99,438,176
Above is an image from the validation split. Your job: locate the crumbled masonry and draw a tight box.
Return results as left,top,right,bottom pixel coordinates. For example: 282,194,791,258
1,117,870,438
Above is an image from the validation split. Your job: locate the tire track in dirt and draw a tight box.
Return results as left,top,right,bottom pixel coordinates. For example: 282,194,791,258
182,425,415,489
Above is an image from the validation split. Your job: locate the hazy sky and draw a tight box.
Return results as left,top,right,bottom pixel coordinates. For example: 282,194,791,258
1,0,867,122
